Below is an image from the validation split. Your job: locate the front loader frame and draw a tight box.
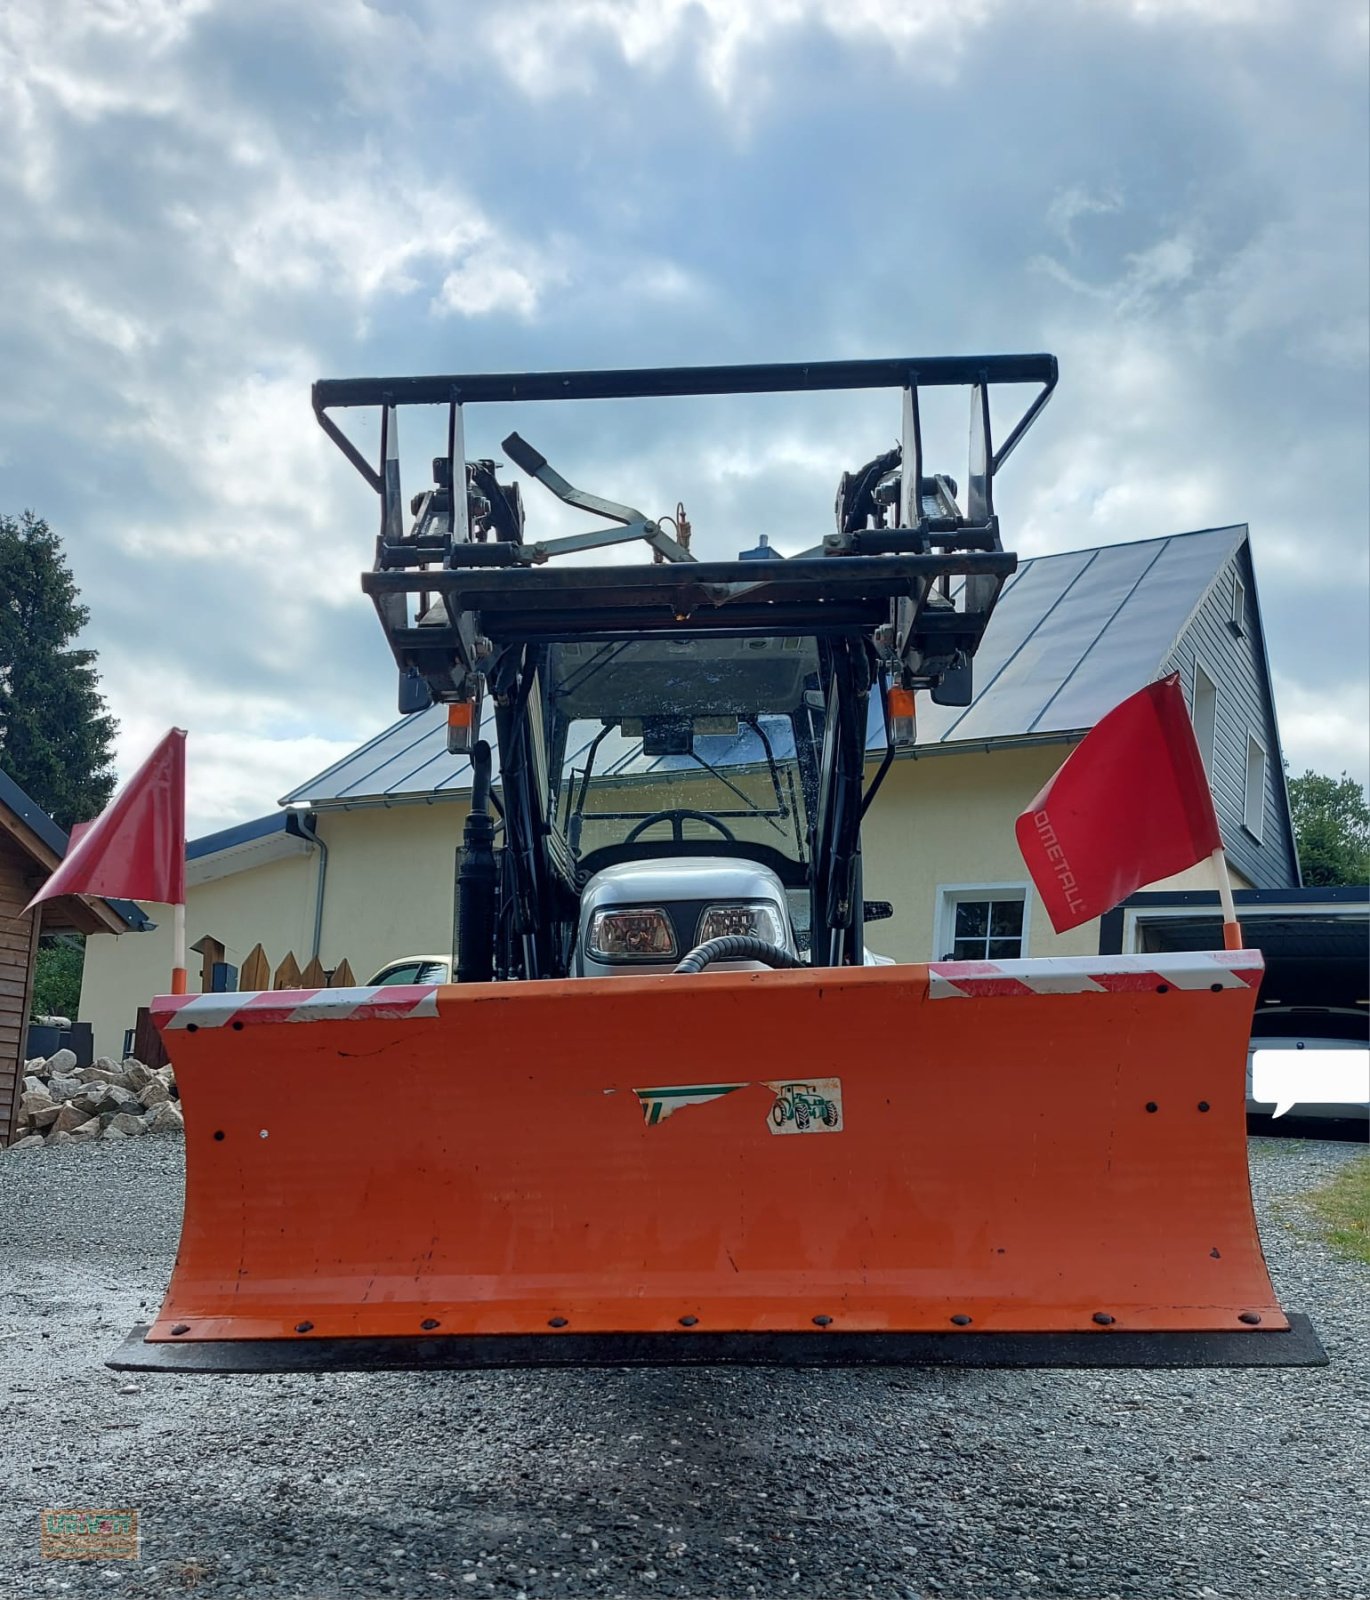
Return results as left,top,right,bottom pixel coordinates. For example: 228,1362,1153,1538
313,355,1055,976
313,353,1057,699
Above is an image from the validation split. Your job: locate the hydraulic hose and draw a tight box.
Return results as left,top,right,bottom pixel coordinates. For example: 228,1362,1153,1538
673,936,806,975
455,741,496,983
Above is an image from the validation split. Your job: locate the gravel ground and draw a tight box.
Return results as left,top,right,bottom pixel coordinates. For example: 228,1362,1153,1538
1,1136,1366,1600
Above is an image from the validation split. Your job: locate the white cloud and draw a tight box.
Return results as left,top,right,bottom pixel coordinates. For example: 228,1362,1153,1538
183,731,359,835
208,170,511,305
41,282,153,355
475,0,1302,107
97,654,369,835
1271,673,1370,787
1047,186,1123,254
434,254,550,319
478,0,1003,103
112,356,375,638
0,0,211,200
1122,0,1294,22
1032,221,1204,317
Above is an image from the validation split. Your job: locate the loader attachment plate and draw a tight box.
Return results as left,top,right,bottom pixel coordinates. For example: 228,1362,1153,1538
116,954,1321,1370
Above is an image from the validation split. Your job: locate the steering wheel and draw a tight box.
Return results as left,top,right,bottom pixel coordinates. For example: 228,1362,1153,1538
624,808,736,844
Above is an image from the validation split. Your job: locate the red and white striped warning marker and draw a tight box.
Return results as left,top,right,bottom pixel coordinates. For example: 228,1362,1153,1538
151,985,441,1030
926,950,1263,1000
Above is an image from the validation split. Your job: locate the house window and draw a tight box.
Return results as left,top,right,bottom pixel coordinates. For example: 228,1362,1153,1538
1229,574,1247,636
1192,661,1218,778
937,886,1029,962
1243,734,1267,841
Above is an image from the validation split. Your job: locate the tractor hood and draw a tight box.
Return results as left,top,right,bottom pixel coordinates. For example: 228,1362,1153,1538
576,857,794,977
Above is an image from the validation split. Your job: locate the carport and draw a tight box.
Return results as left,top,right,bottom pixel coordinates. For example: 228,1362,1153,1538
1101,885,1369,1029
0,770,146,1146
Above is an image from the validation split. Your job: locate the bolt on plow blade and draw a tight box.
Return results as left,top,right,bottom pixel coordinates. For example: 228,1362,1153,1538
111,956,1324,1371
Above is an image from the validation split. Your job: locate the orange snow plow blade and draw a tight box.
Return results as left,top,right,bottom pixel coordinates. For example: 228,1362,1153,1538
112,953,1324,1370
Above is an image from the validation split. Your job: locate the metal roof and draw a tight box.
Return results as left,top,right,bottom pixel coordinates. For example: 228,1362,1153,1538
186,811,317,889
914,524,1245,745
281,525,1248,809
187,810,308,861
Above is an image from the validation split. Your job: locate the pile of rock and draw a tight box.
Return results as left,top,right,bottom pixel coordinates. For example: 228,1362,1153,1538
8,1049,182,1150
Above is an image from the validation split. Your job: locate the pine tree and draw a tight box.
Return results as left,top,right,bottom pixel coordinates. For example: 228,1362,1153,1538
0,510,118,829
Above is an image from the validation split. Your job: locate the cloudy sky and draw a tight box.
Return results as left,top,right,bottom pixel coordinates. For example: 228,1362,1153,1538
2,0,1366,836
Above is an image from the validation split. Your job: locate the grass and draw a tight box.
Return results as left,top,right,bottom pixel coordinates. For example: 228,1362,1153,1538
1301,1153,1370,1265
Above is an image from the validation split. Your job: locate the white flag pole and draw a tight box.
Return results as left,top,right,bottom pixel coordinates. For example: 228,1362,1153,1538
1209,846,1243,950
171,902,187,994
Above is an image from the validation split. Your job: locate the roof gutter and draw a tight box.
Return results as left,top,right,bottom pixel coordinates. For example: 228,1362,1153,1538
285,791,471,814
895,729,1085,762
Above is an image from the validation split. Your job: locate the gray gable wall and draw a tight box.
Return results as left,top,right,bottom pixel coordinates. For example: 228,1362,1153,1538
1162,535,1299,888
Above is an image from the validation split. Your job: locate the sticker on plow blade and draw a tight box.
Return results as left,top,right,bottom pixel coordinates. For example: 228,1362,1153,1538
766,1078,842,1134
634,1084,745,1125
633,1078,843,1133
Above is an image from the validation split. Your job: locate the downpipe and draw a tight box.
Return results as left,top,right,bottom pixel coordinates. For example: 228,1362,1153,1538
295,813,329,964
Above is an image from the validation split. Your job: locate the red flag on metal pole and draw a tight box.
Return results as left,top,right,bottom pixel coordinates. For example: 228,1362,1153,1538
26,728,189,989
1015,676,1239,941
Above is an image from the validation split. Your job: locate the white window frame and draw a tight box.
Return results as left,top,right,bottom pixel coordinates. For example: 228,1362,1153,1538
1243,732,1267,842
933,882,1033,963
1229,573,1247,636
1192,657,1218,779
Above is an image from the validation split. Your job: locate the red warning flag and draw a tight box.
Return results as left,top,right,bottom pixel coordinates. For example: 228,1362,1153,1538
25,729,187,911
1016,676,1222,933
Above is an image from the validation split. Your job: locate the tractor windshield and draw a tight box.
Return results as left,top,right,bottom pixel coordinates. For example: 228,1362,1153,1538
545,635,820,869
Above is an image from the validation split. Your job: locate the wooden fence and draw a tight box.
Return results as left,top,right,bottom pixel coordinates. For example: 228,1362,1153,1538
237,945,357,992
188,935,357,994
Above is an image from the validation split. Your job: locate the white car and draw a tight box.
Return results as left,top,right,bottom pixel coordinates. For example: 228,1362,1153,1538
367,955,451,986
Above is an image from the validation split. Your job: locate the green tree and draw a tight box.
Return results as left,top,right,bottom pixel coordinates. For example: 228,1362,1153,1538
1288,769,1370,887
31,936,85,1022
0,511,117,829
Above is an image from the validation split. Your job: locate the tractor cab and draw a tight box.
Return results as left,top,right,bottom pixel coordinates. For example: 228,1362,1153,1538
548,632,815,975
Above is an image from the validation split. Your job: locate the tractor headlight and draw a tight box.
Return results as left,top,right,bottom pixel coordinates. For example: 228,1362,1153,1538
696,902,785,945
587,907,678,960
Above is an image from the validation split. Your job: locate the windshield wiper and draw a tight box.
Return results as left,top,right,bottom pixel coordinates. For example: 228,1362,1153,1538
672,725,789,840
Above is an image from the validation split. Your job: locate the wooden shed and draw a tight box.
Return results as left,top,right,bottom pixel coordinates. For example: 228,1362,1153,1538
1,770,144,1146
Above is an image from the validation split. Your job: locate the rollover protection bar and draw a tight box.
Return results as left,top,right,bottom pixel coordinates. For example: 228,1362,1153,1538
312,353,1059,408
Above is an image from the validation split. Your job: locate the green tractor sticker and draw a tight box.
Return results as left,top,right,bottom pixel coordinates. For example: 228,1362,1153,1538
766,1078,843,1134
